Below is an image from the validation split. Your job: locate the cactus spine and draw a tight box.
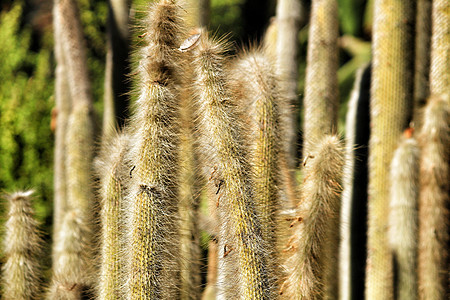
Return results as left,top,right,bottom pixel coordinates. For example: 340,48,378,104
192,34,270,299
96,133,129,299
388,130,420,300
417,94,449,300
125,1,184,298
282,135,344,299
366,0,416,298
1,191,43,300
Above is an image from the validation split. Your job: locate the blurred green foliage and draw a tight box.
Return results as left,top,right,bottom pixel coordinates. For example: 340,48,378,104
0,3,54,225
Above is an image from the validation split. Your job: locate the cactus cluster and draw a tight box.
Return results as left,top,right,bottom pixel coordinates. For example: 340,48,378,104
1,0,449,299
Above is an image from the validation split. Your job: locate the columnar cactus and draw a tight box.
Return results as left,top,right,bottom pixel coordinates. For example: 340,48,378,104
302,0,339,155
125,0,184,298
418,94,449,300
52,0,71,237
367,0,416,298
388,130,420,300
96,133,129,299
230,48,283,288
275,0,302,170
54,0,96,286
192,33,271,299
413,0,432,125
49,210,95,299
282,135,344,299
1,191,43,300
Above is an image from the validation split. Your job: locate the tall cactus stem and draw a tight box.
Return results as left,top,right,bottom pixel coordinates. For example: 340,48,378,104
302,0,339,155
125,1,184,298
417,94,449,300
388,130,420,300
192,33,270,299
52,0,72,237
230,48,283,289
96,133,129,299
366,0,416,298
275,0,302,167
1,191,43,300
282,135,344,299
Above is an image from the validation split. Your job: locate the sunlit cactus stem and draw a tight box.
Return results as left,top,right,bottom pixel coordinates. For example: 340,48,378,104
192,33,271,299
1,191,44,300
96,133,129,299
230,48,283,291
125,0,184,298
366,0,416,298
302,0,339,155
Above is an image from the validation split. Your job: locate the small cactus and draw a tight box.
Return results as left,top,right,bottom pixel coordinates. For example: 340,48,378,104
1,191,44,300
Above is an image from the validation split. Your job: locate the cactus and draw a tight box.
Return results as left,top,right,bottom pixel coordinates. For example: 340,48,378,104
366,0,416,298
339,64,371,300
54,0,96,286
48,210,95,299
1,191,43,300
125,0,184,298
302,1,340,297
388,130,420,300
417,94,449,300
302,0,339,155
230,48,283,290
429,0,450,96
413,0,432,125
52,0,72,237
178,52,202,300
192,33,271,299
96,132,129,299
282,135,344,299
